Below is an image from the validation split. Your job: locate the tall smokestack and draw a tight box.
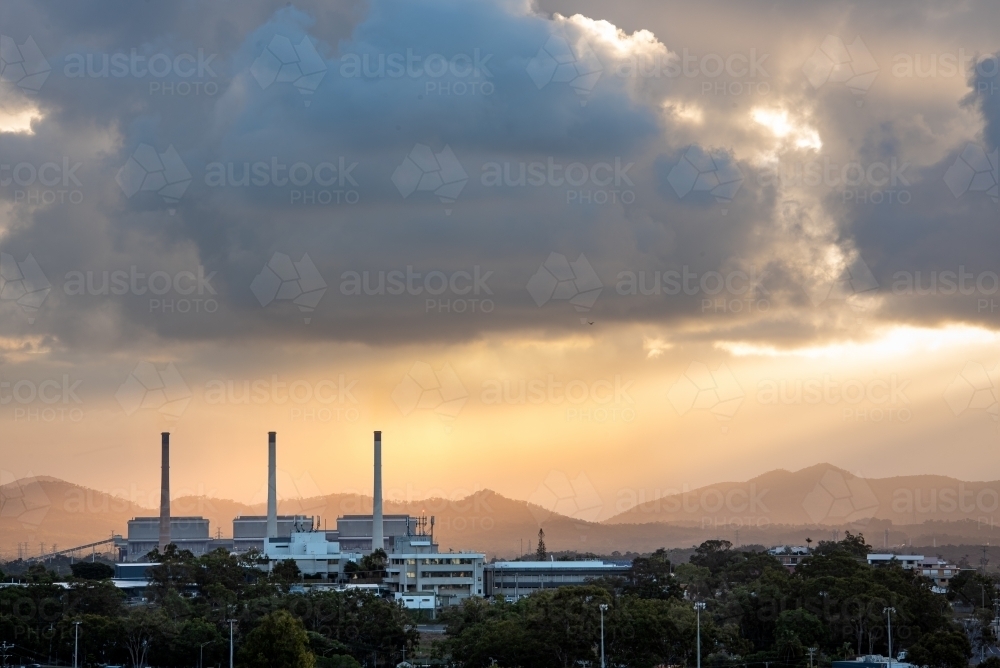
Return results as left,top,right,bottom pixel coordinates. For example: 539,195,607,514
267,431,277,539
159,432,170,552
372,431,383,553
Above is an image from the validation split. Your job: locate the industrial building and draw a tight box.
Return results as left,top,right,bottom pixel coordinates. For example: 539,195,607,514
123,516,213,560
334,514,418,552
233,515,315,552
117,429,487,612
260,431,486,610
386,534,485,606
483,560,630,601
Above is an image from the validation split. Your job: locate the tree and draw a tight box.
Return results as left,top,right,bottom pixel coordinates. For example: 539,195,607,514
122,607,166,668
536,529,547,560
273,559,302,583
906,628,971,668
626,548,681,600
238,610,317,668
839,531,872,558
775,609,825,648
356,548,387,580
71,561,114,580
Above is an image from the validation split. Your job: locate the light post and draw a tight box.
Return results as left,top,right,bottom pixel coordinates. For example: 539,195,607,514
695,602,706,668
73,620,82,668
227,618,237,668
884,607,896,666
599,603,608,668
199,640,210,668
1,641,14,668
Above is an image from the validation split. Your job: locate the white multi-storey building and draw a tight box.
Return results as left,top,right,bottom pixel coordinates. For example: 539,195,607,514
385,535,485,608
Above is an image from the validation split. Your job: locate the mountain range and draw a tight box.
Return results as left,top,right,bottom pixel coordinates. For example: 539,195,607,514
4,464,1000,560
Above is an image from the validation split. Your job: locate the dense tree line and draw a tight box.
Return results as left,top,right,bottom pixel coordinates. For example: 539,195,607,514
440,534,975,668
0,534,982,667
0,547,416,667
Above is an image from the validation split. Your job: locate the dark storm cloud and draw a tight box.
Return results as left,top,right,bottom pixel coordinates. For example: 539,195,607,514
846,53,1000,330
1,0,774,351
1,0,999,355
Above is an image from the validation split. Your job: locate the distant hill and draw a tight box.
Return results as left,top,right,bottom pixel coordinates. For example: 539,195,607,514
605,463,1000,527
0,476,146,553
5,465,1000,561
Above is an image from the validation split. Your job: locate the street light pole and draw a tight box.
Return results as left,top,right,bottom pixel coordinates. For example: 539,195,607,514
599,603,608,668
695,602,706,668
73,621,81,668
227,619,237,668
884,607,896,667
200,640,210,668
1,641,14,668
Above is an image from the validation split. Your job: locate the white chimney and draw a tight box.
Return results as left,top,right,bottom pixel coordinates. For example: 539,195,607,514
267,431,277,539
372,430,383,553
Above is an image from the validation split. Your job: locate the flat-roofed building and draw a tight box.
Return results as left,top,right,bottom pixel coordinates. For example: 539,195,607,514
385,535,484,609
484,560,631,601
336,514,416,552
233,515,315,552
915,558,961,590
866,553,924,570
263,530,362,580
126,516,211,561
768,545,812,572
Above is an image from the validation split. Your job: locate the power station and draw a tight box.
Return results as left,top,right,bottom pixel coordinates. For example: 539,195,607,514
120,430,485,610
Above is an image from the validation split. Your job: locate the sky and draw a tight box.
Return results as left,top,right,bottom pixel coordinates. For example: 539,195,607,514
0,0,999,523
